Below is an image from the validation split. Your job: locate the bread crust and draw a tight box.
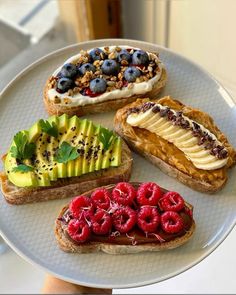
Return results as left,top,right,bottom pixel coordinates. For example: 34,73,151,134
0,142,132,205
114,97,236,193
43,69,167,116
55,183,196,254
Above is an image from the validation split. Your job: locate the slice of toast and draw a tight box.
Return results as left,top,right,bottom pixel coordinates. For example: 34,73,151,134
0,142,132,205
43,45,167,117
114,97,236,193
55,182,195,254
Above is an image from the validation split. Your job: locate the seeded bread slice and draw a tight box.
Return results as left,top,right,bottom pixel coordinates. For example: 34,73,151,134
114,97,236,193
55,183,195,254
0,142,132,205
43,68,167,116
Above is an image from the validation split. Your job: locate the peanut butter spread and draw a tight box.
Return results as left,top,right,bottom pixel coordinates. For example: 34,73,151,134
116,97,236,185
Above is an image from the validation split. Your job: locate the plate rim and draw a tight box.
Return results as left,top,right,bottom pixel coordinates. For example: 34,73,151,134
0,216,235,289
0,38,235,289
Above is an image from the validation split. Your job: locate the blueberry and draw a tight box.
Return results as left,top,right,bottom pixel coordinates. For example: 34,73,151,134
60,63,78,78
89,48,105,61
101,59,120,75
124,67,141,82
56,78,73,93
79,63,96,75
132,50,149,65
117,49,131,62
90,78,107,93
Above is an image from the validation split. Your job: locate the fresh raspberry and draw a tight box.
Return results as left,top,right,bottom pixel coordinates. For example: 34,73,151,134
69,195,94,219
136,182,162,206
159,191,184,212
161,211,184,234
91,209,112,235
112,206,137,233
111,182,136,206
137,206,160,233
67,219,91,243
91,188,111,210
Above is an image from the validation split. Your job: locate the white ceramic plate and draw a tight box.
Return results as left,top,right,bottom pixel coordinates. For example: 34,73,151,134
0,39,235,289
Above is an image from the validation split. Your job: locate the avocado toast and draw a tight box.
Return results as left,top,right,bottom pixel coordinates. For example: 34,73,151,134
0,114,132,204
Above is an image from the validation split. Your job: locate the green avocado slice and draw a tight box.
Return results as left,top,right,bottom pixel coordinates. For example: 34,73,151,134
89,125,101,173
82,121,94,174
34,127,52,186
66,116,80,177
101,136,115,169
74,119,88,176
111,137,122,167
56,114,70,178
4,153,38,187
46,115,59,180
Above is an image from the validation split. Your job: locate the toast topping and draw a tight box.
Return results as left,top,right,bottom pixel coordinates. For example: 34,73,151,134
59,182,194,245
4,115,122,187
47,46,164,106
127,102,228,170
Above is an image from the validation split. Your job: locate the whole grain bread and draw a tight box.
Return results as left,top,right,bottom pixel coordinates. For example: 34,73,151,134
114,97,236,193
0,142,132,205
55,183,195,254
43,68,167,116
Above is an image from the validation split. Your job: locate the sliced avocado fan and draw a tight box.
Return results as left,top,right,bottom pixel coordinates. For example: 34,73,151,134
4,114,122,187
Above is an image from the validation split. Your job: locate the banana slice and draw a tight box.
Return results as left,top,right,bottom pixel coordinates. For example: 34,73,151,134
141,113,161,128
164,129,186,141
193,158,228,170
186,149,210,158
177,136,198,148
127,109,153,126
151,121,172,133
191,154,218,164
148,117,166,130
158,124,180,137
181,145,203,153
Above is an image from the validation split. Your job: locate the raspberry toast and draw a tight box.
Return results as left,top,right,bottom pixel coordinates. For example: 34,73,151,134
55,182,195,254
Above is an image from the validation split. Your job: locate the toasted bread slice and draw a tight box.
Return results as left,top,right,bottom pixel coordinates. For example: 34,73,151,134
44,68,167,116
55,183,195,254
114,97,236,193
0,142,132,205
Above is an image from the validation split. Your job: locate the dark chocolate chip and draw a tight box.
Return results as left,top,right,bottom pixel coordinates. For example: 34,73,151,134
142,102,155,112
218,149,228,159
167,110,175,120
192,122,200,130
160,107,170,117
152,105,160,113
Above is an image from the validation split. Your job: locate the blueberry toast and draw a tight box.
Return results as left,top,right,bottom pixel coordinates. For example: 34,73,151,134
44,46,167,116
